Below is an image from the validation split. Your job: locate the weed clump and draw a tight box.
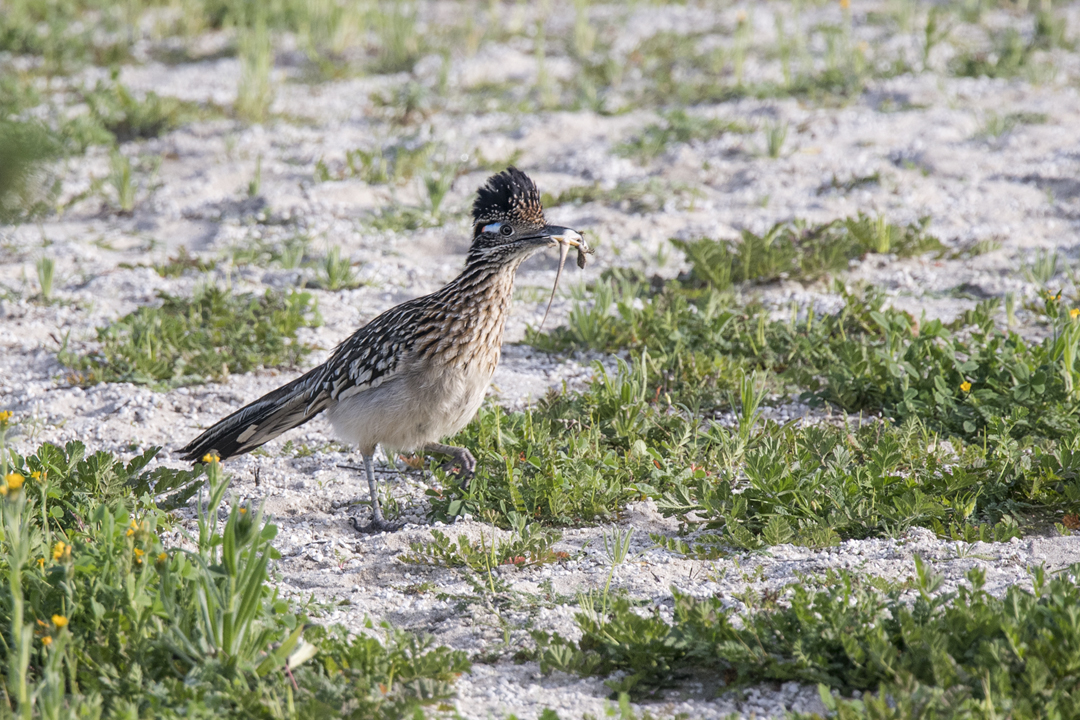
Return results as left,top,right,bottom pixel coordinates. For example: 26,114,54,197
616,109,748,163
83,75,188,143
672,213,942,290
534,559,1080,717
0,120,62,225
0,424,469,718
61,285,320,388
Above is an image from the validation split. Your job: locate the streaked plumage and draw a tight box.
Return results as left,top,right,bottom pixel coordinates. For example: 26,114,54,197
179,167,585,531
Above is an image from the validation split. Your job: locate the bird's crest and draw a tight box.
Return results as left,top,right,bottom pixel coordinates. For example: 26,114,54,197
472,167,545,229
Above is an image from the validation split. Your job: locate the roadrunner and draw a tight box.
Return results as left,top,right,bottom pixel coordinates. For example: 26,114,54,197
179,168,586,531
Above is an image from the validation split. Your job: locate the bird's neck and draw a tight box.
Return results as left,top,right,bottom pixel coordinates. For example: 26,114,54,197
443,256,525,320
413,256,527,372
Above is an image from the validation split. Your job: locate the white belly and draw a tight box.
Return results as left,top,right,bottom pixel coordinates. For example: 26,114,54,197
325,357,494,456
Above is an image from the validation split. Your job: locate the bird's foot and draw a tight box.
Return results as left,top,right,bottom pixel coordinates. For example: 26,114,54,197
425,443,476,489
349,515,404,534
438,457,475,481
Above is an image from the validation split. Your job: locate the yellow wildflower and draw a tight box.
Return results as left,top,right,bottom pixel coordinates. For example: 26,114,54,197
37,558,44,569
5,473,24,491
961,381,972,393
41,636,52,646
157,552,168,563
0,410,11,427
202,451,220,464
30,470,42,482
51,615,68,628
239,507,247,514
133,547,144,557
52,541,68,561
1071,308,1079,320
839,0,850,8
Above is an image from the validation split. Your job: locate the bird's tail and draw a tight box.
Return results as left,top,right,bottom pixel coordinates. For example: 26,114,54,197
179,366,330,462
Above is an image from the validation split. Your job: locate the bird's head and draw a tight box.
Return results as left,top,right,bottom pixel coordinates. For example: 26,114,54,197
468,167,583,265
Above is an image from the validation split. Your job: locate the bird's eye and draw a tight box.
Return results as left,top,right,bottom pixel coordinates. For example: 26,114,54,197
500,224,515,237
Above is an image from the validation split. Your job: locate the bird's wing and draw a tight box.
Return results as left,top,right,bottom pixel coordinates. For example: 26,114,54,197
316,295,448,401
179,294,446,462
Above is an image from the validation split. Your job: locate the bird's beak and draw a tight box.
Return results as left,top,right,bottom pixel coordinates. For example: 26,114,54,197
537,226,586,330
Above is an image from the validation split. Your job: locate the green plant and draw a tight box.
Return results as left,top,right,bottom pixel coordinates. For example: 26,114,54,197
236,7,275,123
951,27,1036,79
401,523,565,574
921,5,952,70
500,270,1080,542
142,247,217,278
371,81,433,125
108,148,136,214
0,120,62,225
317,246,360,290
424,169,455,215
974,110,1046,140
366,204,441,232
321,142,434,185
59,285,320,388
586,524,634,614
0,426,469,718
1023,249,1060,285
35,256,54,302
247,154,262,197
615,109,748,163
370,2,422,74
671,213,941,290
82,75,188,144
818,172,881,195
534,559,1080,713
764,119,787,158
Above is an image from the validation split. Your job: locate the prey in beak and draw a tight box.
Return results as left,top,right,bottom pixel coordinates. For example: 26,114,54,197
538,226,591,329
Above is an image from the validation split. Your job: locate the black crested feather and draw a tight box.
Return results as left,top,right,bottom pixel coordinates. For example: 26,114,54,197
472,167,545,226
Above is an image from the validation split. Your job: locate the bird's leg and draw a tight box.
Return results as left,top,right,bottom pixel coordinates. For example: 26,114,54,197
350,453,403,533
423,442,477,489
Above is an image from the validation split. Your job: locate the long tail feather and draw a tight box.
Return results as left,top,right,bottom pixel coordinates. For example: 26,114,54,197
179,366,330,462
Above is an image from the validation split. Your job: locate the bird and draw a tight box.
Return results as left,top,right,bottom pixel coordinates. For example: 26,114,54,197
179,167,586,532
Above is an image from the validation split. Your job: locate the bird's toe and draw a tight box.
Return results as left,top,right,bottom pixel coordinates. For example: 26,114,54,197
349,516,404,534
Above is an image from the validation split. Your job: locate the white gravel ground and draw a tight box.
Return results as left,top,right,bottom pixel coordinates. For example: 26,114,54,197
4,2,1080,717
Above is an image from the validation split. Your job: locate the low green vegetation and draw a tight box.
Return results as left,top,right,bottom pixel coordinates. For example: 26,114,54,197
672,213,941,290
434,340,1072,548
416,226,1080,547
615,109,748,163
34,256,54,303
818,172,881,195
0,418,469,719
402,519,566,573
950,13,1066,80
314,142,434,185
534,559,1080,718
0,120,62,225
60,285,320,389
976,110,1050,140
81,75,191,145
